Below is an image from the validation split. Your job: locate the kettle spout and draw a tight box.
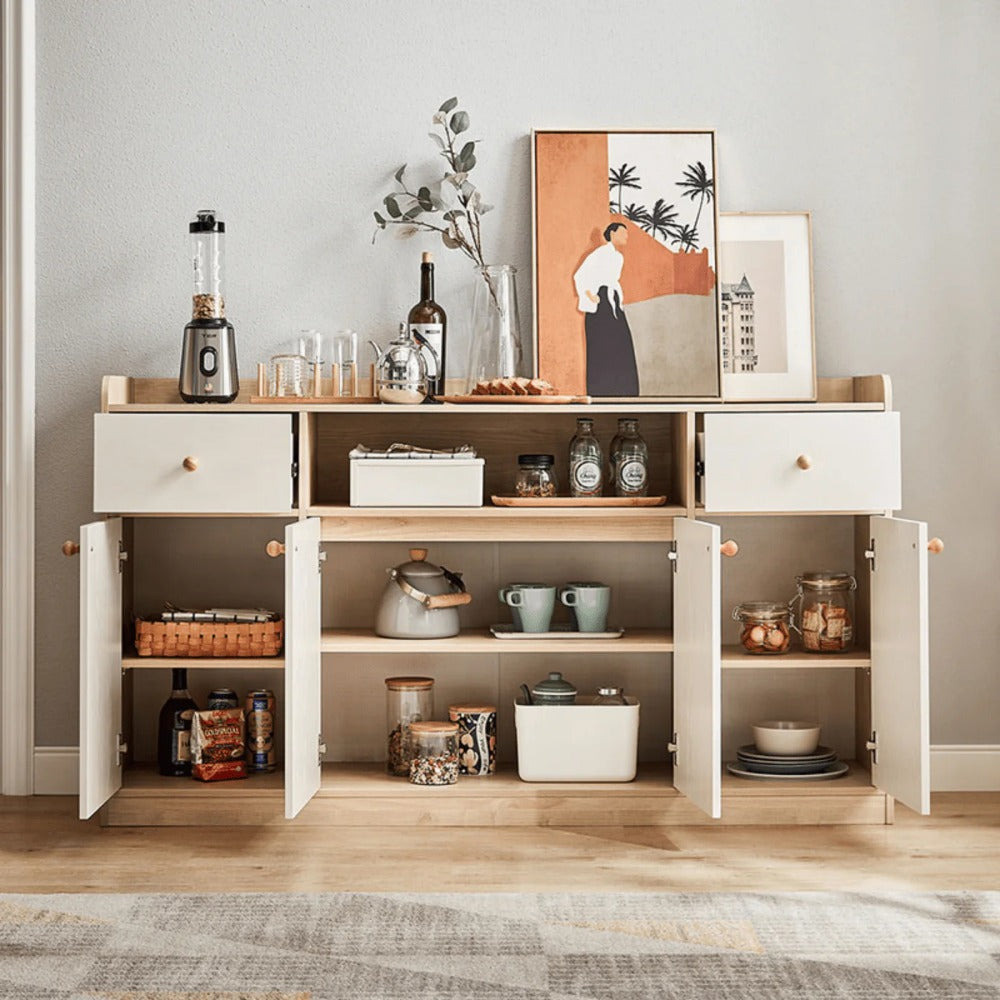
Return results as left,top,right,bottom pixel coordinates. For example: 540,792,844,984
369,340,384,364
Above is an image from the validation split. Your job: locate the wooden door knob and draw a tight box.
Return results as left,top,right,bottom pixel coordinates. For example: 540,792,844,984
182,456,199,472
720,540,739,557
796,454,812,470
62,541,80,557
265,540,286,558
927,537,944,554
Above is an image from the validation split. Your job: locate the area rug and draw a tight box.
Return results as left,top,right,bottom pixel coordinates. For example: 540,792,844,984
2,892,999,998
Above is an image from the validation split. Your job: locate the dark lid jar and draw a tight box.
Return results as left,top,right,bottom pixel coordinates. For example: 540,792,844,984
515,454,558,498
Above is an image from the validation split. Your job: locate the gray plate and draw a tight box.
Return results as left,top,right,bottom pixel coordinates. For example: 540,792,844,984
739,758,841,776
737,743,836,763
726,760,850,781
490,624,624,639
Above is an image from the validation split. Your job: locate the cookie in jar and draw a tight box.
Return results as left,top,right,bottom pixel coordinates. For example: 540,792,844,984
733,601,791,655
792,571,856,653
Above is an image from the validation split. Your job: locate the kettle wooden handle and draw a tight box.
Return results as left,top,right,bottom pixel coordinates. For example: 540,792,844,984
424,591,473,610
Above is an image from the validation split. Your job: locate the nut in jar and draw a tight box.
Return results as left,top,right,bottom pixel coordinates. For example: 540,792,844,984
733,601,791,655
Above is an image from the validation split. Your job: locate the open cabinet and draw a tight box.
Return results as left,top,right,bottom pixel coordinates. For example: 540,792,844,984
72,373,935,826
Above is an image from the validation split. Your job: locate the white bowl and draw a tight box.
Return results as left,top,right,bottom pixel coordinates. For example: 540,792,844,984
752,720,821,756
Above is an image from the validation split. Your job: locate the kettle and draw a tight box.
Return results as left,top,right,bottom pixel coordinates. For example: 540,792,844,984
370,324,439,404
375,548,472,638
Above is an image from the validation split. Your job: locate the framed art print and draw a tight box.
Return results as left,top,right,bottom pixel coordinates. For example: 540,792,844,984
718,212,817,401
532,129,721,399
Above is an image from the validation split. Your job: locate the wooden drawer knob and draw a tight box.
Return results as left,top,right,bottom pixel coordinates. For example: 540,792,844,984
182,456,199,472
928,537,944,554
720,539,739,558
265,540,286,558
796,454,812,470
62,541,80,557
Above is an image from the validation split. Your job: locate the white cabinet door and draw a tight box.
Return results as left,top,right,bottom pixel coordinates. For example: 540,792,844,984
672,518,721,818
284,517,323,819
703,412,901,512
870,516,930,815
79,518,124,819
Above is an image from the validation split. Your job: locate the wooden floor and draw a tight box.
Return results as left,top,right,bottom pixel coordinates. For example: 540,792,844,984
2,793,999,893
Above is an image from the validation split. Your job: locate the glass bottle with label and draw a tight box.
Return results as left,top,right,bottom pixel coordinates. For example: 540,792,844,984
609,417,649,497
157,668,198,777
569,417,603,497
408,251,447,398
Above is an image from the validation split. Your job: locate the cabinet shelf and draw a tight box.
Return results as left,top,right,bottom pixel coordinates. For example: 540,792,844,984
320,627,673,654
313,504,682,542
721,646,871,669
121,655,285,671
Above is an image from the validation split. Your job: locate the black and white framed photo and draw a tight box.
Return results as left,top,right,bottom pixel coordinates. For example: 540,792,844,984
718,212,816,401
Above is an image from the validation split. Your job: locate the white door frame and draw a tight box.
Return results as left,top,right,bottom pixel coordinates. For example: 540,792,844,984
1,0,35,796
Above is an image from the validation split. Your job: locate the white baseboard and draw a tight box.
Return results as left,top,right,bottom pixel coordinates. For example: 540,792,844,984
29,745,1000,797
33,746,78,795
930,745,1000,792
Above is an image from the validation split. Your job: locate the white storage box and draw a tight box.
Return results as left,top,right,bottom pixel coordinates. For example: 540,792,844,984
350,457,484,507
514,698,639,782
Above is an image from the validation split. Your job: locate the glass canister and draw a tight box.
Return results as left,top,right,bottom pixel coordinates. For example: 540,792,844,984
515,454,558,498
385,676,433,776
790,572,856,653
406,721,460,785
449,703,497,776
733,601,792,655
594,686,627,705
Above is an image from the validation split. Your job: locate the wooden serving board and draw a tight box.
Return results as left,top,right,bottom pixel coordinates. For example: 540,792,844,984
491,495,667,507
438,394,591,405
249,396,379,405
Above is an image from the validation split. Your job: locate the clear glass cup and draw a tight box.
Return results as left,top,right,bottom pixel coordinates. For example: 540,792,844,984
268,353,307,397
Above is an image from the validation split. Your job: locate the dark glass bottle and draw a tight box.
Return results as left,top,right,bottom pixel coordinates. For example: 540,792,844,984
157,668,198,777
408,251,447,398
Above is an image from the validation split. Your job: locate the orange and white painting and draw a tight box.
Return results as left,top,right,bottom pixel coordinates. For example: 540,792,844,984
533,130,721,398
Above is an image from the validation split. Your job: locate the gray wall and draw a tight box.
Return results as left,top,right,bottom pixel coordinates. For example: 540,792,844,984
36,0,999,746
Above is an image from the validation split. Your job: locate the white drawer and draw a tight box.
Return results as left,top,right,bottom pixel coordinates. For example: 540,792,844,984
703,412,901,513
94,414,293,513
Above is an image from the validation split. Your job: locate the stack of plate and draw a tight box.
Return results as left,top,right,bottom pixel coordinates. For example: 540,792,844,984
727,745,849,781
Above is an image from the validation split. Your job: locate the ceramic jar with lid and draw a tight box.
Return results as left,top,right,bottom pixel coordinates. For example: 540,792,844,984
449,703,497,775
733,601,792,655
791,571,856,653
529,671,577,705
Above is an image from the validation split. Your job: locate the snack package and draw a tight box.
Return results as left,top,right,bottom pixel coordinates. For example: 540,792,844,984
190,707,247,781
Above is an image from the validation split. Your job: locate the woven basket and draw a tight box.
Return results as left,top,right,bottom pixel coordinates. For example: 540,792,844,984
135,618,284,658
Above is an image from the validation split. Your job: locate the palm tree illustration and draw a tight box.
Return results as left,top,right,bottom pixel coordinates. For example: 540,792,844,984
670,223,699,252
641,199,679,243
609,164,641,214
623,203,651,228
676,161,714,231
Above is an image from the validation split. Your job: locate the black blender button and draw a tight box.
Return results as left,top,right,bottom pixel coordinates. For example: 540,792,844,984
199,346,218,376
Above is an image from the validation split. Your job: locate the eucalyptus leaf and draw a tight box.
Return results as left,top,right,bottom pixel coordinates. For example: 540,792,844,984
439,97,458,113
463,153,477,171
417,186,434,210
384,195,401,219
450,110,470,133
394,164,407,183
477,203,494,215
442,231,461,249
373,211,386,226
443,209,466,222
459,141,476,161
404,205,423,220
460,180,476,198
428,132,445,149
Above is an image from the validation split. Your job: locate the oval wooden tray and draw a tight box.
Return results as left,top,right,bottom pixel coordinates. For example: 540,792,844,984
491,495,667,507
439,394,591,404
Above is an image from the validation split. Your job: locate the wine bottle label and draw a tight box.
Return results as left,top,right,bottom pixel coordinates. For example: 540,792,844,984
571,459,602,495
171,729,191,764
618,459,648,492
410,323,444,377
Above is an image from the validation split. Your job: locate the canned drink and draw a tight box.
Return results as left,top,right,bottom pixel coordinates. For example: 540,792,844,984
207,688,239,710
245,689,276,772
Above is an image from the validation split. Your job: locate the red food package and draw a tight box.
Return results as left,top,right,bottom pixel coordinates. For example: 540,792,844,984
190,708,247,782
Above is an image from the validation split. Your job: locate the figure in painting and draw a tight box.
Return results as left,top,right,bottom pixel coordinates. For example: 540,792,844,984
573,222,640,396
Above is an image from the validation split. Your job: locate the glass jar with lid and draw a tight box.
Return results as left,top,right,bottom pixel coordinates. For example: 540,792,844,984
733,601,792,655
515,454,558,498
593,686,627,705
385,676,433,776
406,721,460,785
790,571,856,653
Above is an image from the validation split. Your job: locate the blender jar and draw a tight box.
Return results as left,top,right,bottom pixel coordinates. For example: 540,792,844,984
191,209,225,320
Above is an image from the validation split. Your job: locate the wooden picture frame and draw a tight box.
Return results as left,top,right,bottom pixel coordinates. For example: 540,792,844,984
718,211,817,402
532,129,721,400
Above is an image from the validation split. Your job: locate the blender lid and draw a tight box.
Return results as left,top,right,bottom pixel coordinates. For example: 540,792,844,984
190,209,225,233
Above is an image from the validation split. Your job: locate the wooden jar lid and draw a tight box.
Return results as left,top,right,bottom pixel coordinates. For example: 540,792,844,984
449,704,497,715
409,721,459,734
384,676,434,690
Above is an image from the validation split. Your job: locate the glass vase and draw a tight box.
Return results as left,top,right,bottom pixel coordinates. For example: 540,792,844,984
466,264,524,392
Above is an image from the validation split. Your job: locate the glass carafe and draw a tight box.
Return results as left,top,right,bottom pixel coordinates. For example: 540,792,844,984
466,265,524,391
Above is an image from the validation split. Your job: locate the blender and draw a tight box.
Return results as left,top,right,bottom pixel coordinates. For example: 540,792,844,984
179,209,239,403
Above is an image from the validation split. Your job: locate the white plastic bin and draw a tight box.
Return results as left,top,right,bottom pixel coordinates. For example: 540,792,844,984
514,698,639,782
350,457,484,507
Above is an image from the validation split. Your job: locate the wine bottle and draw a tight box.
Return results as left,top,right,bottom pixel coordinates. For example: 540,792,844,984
157,667,198,777
408,251,447,398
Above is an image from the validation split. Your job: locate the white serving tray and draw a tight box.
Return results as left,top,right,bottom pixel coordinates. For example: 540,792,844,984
490,624,624,640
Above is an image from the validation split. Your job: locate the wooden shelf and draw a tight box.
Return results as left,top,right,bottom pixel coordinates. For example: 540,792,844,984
721,646,871,669
313,504,682,542
121,655,285,671
321,627,673,654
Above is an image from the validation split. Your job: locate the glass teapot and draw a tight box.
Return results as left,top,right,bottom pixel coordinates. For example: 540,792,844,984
370,324,438,404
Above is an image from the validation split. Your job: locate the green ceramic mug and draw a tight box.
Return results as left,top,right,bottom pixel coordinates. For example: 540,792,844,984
559,581,611,632
503,584,556,633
